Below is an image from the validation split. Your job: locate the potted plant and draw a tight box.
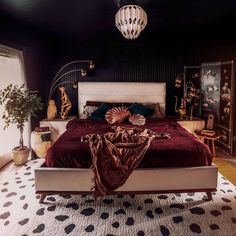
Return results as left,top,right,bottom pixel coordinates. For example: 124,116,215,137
0,84,43,165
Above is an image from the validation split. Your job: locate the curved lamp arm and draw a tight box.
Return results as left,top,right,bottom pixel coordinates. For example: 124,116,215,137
48,60,94,103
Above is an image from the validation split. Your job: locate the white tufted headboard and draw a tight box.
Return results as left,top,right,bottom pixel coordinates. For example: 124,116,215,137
77,82,166,117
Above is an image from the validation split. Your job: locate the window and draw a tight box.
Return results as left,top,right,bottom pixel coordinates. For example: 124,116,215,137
0,45,30,156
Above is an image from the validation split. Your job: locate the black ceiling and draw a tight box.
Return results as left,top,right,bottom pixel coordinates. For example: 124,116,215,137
1,0,236,44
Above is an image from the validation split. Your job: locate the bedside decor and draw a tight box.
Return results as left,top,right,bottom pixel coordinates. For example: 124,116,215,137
206,114,214,130
59,85,72,119
47,100,57,119
0,84,43,165
174,74,197,120
174,96,187,120
47,60,95,119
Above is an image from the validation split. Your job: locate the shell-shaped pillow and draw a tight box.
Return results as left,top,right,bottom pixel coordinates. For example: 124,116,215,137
129,114,146,126
105,107,131,124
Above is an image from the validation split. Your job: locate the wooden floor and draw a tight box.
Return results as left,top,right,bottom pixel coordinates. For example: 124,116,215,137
213,156,236,185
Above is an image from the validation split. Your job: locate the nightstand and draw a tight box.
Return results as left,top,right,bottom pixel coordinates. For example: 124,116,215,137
40,116,76,142
177,118,205,134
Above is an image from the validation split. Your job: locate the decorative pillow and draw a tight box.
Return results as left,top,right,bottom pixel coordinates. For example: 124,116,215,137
90,103,112,121
145,103,163,118
105,107,131,124
80,106,98,119
129,114,146,126
128,103,154,117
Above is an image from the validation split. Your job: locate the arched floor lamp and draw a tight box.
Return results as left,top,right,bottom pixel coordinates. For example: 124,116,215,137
47,60,95,119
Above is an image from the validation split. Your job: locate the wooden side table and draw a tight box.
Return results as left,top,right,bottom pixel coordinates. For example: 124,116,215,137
195,132,221,157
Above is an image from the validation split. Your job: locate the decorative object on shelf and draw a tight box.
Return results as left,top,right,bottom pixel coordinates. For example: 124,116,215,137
221,101,231,121
47,100,57,119
175,73,198,120
59,85,72,119
184,66,201,117
174,96,187,120
185,82,196,102
206,114,214,130
115,3,147,40
175,73,184,88
189,106,194,120
221,82,231,101
47,60,95,119
0,84,43,165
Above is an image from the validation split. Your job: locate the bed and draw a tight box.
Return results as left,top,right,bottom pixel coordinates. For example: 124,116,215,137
35,82,218,203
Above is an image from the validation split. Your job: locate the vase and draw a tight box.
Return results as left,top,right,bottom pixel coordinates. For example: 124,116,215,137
47,100,57,119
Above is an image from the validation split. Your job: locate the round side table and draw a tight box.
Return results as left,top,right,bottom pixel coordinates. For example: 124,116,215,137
31,131,52,158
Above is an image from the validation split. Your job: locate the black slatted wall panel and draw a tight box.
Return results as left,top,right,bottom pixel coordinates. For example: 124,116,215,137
47,41,229,117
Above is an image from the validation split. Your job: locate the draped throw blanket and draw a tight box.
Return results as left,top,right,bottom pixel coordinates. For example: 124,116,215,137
83,126,169,197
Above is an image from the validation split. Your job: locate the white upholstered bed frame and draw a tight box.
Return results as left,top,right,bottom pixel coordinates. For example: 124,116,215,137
35,82,218,203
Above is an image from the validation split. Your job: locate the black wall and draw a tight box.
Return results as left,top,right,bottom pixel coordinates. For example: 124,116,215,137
44,39,236,117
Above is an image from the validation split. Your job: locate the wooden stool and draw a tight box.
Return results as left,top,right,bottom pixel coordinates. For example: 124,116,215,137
195,132,221,157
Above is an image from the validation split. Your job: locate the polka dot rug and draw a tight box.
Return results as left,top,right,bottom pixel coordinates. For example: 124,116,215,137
0,159,236,236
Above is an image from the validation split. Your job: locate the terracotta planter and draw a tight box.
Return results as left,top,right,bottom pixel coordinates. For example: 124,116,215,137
12,146,30,166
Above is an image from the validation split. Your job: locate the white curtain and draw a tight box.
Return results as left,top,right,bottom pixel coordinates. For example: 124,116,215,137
0,44,30,156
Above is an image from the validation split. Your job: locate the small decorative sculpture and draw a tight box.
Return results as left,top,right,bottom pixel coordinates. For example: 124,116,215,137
174,96,187,120
189,106,194,120
206,114,214,130
175,73,184,88
59,85,72,119
222,102,231,120
47,99,57,119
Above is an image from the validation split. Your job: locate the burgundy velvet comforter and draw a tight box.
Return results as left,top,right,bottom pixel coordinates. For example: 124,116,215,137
45,118,212,168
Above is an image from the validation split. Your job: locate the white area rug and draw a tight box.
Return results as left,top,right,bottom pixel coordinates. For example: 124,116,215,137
0,159,236,236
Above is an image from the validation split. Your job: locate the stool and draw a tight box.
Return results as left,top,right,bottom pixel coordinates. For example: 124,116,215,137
195,132,221,157
31,131,52,158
